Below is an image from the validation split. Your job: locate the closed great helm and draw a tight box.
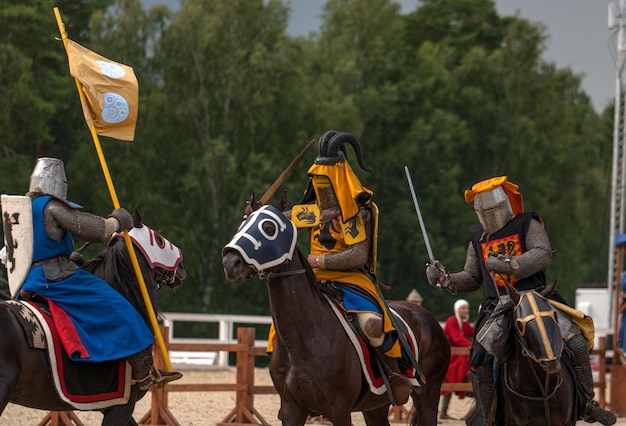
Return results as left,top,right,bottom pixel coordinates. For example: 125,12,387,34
464,176,524,235
29,157,68,200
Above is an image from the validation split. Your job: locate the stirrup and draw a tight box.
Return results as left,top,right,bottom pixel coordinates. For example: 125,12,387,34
388,372,411,406
134,368,183,391
584,400,616,425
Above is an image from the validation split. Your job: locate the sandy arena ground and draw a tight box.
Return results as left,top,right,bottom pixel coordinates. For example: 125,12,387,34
2,367,625,425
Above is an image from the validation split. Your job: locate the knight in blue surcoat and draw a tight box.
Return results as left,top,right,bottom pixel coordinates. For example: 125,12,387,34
14,157,182,390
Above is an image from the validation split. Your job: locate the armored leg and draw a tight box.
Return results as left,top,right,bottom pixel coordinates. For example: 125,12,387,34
569,334,616,425
128,349,183,391
360,314,411,406
372,346,411,406
475,364,495,423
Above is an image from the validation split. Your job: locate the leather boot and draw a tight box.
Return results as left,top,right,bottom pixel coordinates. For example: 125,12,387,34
128,350,183,391
569,335,616,425
373,346,411,406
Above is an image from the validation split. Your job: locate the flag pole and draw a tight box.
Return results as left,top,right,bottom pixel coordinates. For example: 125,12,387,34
53,7,174,372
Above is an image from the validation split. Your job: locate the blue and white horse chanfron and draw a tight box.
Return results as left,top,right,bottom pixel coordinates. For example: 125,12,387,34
223,205,297,272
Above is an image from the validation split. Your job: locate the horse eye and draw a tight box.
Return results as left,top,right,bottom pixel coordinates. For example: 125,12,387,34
263,221,276,235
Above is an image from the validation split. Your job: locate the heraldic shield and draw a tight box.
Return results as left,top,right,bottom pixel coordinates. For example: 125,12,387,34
1,195,33,298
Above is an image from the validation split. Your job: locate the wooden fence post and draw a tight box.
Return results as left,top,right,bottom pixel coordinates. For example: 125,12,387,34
218,327,270,426
37,411,84,426
138,325,180,425
388,405,411,423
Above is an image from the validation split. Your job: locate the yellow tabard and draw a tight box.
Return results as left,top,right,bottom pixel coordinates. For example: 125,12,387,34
267,202,398,356
309,222,399,357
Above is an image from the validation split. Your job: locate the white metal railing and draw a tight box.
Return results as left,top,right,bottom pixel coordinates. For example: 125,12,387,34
161,312,273,367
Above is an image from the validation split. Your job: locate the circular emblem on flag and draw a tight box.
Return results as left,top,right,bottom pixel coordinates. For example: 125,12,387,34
97,60,126,79
101,92,129,124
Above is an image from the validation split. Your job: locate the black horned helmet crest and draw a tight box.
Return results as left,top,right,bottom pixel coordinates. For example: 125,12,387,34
314,130,374,173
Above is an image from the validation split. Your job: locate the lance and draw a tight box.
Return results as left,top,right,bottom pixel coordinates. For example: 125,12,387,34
54,8,174,371
259,139,316,204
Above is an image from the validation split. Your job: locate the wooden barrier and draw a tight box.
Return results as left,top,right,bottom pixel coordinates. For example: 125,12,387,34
41,329,609,425
139,326,271,426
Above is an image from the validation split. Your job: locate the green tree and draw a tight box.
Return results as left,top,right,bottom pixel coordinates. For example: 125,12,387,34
0,0,612,323
132,0,314,314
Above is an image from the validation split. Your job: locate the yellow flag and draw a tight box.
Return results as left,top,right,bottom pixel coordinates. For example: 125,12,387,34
66,39,138,141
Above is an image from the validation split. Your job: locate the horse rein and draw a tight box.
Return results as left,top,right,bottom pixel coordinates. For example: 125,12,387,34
503,333,564,426
266,268,307,279
255,259,306,280
262,263,307,280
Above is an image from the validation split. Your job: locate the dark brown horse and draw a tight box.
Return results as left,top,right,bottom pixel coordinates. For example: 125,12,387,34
222,203,449,426
0,212,185,425
471,283,576,425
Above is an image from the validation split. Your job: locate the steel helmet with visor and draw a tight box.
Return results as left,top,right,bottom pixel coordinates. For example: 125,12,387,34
464,176,524,235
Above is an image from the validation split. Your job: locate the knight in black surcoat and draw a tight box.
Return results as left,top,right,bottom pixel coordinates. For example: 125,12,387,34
425,176,615,425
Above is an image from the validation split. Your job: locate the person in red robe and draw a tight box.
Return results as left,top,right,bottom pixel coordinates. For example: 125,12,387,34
440,299,474,420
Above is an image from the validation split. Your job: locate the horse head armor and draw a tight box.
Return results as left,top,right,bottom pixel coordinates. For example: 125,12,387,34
514,290,563,365
224,205,297,272
112,224,184,289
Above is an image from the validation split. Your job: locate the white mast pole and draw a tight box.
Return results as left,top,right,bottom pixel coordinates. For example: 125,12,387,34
608,0,626,329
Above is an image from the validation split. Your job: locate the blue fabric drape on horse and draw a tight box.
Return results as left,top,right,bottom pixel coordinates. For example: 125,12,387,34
21,195,154,362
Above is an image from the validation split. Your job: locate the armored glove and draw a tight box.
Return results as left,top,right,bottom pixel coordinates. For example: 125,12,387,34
426,260,448,287
444,282,458,295
485,253,518,274
69,251,84,266
426,260,457,295
109,208,134,232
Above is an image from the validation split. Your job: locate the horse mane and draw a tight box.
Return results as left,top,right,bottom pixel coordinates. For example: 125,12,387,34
82,236,159,321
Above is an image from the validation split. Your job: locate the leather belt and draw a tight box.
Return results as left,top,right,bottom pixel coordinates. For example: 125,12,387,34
32,256,67,267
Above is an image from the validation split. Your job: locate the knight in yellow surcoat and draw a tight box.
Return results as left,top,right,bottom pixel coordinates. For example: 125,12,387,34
270,130,411,405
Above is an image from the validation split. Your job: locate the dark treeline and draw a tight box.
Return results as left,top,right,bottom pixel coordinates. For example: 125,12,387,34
0,0,613,323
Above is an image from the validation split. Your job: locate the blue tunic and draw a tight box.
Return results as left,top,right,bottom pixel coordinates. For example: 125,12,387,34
21,196,154,362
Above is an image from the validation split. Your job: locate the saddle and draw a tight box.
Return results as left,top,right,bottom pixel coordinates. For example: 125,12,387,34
318,284,420,395
6,298,131,410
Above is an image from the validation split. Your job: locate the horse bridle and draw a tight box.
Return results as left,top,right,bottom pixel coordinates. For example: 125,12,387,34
152,266,182,290
256,259,306,281
505,292,564,425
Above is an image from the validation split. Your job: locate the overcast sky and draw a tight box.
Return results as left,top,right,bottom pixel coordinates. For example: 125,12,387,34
142,0,620,112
